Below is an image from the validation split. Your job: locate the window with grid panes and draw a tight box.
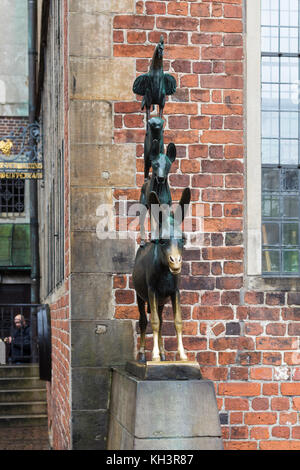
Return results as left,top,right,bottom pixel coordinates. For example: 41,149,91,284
261,0,300,275
0,179,25,215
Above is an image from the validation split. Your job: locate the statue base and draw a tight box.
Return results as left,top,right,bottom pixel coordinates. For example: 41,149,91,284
107,366,223,450
126,360,202,380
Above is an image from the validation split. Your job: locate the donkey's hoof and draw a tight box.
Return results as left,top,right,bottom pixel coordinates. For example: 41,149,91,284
180,356,188,362
178,351,188,362
160,353,166,362
152,355,160,363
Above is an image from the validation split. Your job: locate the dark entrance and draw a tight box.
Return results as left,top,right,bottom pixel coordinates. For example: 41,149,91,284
0,283,30,303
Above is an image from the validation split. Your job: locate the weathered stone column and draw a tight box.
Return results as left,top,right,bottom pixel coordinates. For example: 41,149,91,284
68,0,137,449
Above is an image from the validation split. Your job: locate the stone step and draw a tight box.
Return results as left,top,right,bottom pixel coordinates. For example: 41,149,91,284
0,389,46,403
0,402,47,416
0,377,46,390
0,365,40,379
0,365,48,436
0,414,48,428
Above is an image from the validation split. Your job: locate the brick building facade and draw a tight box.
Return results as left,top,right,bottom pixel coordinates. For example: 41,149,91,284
36,0,300,450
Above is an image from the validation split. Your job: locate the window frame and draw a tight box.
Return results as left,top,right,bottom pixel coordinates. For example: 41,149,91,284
246,0,300,288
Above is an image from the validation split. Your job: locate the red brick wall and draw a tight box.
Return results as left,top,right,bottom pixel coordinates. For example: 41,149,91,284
0,117,29,150
111,0,300,451
47,291,70,450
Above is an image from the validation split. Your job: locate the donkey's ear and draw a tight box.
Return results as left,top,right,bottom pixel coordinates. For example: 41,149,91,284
174,187,191,223
166,142,176,163
180,187,191,207
150,139,160,160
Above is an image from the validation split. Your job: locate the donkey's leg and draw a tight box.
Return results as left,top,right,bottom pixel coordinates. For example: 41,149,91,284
148,287,160,362
171,290,188,361
139,204,148,246
137,295,147,362
158,305,166,361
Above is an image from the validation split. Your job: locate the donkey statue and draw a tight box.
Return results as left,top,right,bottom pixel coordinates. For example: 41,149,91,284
133,187,191,362
139,139,176,245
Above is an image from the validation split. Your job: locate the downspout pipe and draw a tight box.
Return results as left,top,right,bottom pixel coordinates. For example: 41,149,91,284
36,0,50,118
28,0,40,304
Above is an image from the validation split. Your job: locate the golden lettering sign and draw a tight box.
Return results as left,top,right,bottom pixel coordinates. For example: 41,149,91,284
0,162,43,169
0,172,43,179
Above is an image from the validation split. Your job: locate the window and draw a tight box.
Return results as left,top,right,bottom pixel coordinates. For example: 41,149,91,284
261,0,300,275
42,0,65,297
0,179,25,215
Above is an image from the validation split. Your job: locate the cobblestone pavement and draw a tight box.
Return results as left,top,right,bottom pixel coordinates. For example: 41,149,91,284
0,426,49,450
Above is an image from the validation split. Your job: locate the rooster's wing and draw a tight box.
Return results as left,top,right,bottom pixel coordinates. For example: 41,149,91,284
164,74,177,95
133,73,150,96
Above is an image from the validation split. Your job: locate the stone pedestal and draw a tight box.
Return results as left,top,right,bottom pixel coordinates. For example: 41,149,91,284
107,363,223,450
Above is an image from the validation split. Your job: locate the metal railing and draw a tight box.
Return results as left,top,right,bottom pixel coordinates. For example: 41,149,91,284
0,304,42,364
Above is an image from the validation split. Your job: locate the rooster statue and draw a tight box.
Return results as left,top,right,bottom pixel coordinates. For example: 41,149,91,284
133,36,177,121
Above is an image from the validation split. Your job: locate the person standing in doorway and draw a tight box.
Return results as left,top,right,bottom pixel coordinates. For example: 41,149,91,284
4,314,31,363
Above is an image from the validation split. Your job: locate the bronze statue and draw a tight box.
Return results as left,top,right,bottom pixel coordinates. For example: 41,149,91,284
132,36,177,121
130,35,192,365
144,117,164,181
132,188,191,363
139,139,176,245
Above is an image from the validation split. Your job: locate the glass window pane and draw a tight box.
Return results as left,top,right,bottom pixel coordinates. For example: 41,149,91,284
262,139,279,164
262,0,279,26
0,224,13,266
280,27,299,53
280,112,298,139
280,84,299,111
262,112,279,138
262,250,280,272
280,140,299,165
280,0,299,27
283,169,299,190
281,57,298,84
262,26,279,52
283,195,299,217
262,57,279,83
262,195,280,217
283,250,299,272
263,168,280,190
262,84,279,110
283,222,299,245
262,222,280,245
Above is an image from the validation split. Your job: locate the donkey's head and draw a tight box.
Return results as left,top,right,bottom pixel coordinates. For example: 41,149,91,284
149,187,191,274
150,140,176,184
